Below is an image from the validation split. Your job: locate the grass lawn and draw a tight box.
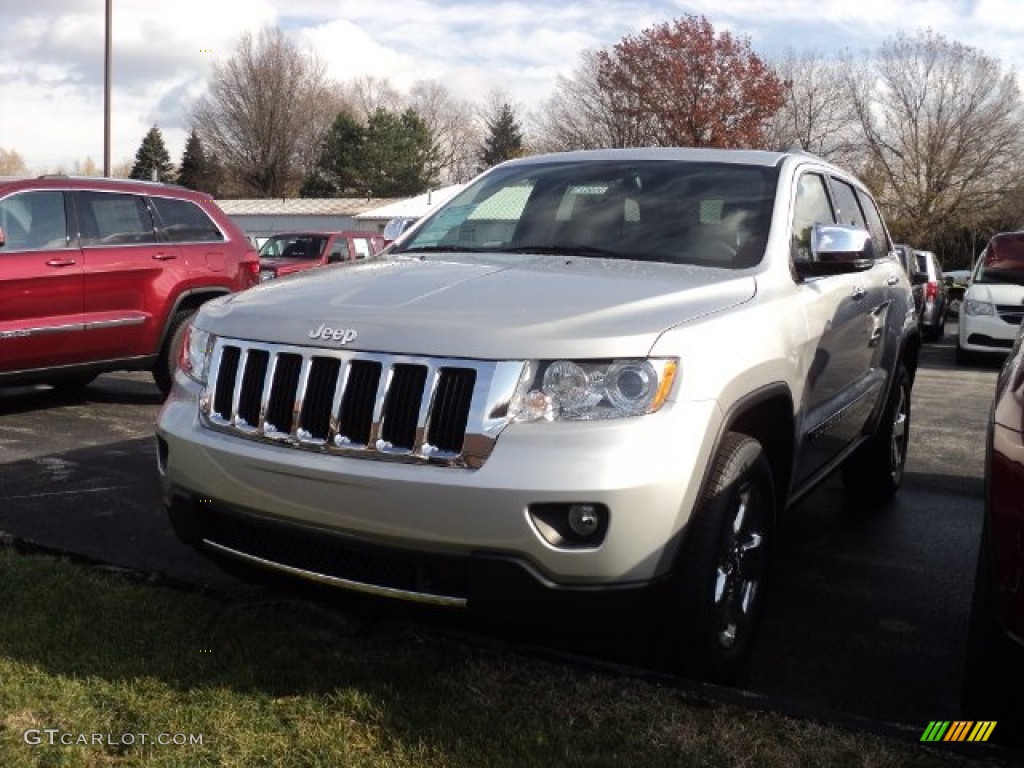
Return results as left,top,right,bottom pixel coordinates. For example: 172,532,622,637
0,548,1003,767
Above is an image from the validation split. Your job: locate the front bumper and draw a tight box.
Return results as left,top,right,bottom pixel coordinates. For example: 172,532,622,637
960,312,1021,354
157,373,722,606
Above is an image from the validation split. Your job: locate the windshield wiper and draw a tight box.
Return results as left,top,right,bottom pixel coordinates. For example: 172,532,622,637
491,244,622,259
396,245,488,254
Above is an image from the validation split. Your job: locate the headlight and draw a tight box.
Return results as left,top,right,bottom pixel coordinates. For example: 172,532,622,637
510,359,677,422
181,325,215,384
964,299,996,316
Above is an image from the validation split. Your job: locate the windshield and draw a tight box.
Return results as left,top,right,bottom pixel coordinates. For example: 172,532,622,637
975,234,1024,286
259,234,328,260
393,159,778,269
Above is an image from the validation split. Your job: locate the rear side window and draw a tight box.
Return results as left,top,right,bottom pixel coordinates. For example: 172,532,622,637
327,238,350,262
352,238,373,259
150,197,224,242
0,190,69,251
829,179,867,230
74,191,156,246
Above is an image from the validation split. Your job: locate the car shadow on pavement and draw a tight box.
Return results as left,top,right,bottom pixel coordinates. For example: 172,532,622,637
0,374,163,416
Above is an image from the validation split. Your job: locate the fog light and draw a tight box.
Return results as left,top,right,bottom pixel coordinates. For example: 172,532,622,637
527,502,609,549
568,503,600,536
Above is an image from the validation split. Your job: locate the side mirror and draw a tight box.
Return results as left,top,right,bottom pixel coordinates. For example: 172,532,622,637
794,224,875,278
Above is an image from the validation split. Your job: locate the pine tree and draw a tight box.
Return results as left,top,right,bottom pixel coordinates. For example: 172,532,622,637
177,129,218,193
360,108,438,197
300,112,365,197
129,125,173,182
478,103,524,172
301,108,438,198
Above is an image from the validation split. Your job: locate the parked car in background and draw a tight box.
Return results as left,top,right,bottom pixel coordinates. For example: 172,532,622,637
382,216,418,245
258,231,385,281
962,322,1024,741
894,243,925,329
957,232,1024,364
944,269,972,317
0,175,259,394
158,146,919,684
914,249,949,341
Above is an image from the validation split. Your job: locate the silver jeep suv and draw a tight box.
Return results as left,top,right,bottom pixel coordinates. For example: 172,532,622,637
156,148,920,682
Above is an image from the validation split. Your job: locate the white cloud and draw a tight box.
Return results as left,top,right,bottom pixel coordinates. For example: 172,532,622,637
2,0,1023,173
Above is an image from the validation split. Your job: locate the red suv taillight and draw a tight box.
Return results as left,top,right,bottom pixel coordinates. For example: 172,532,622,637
926,280,938,301
242,249,260,287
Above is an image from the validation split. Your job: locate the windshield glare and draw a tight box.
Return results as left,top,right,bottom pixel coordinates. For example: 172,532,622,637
259,235,328,259
394,160,777,269
976,236,1024,286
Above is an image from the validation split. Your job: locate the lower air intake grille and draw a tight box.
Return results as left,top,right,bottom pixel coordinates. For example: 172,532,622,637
201,502,469,603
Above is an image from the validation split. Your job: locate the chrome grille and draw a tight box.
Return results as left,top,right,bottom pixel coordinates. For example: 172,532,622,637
200,338,524,468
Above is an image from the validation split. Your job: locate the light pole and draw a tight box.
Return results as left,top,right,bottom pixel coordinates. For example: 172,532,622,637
103,0,111,177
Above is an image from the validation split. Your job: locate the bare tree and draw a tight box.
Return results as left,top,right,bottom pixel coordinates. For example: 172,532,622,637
339,75,404,121
846,30,1024,250
191,27,336,197
766,49,862,167
407,80,481,184
531,51,648,152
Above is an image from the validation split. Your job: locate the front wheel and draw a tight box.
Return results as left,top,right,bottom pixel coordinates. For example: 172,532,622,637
841,363,911,503
661,432,775,684
153,309,195,396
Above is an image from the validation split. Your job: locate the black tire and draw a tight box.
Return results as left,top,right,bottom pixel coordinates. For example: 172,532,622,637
662,432,775,684
841,363,910,503
153,309,195,395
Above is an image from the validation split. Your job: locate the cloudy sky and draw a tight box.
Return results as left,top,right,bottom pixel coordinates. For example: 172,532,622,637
1,0,1021,173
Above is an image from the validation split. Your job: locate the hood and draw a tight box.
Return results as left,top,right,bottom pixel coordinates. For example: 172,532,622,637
201,254,756,359
967,281,1024,306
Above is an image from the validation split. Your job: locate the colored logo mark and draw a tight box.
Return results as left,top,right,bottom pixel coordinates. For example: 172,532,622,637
920,721,996,742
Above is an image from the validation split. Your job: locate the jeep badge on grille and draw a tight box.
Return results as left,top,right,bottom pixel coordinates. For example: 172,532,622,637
309,324,358,344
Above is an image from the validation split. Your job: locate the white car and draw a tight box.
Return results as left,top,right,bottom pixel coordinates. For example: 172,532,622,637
957,232,1024,364
156,148,919,683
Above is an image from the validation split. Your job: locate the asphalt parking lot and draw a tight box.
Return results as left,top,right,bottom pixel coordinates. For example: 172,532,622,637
0,321,1008,740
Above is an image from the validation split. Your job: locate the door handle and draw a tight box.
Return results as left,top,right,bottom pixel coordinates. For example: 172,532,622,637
152,253,177,261
851,286,867,300
45,258,77,267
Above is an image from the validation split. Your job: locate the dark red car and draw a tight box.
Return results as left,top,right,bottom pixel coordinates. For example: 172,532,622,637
0,176,259,394
257,231,385,281
962,322,1024,741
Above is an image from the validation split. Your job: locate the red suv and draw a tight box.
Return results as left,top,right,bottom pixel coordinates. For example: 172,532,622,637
257,231,385,281
0,176,259,394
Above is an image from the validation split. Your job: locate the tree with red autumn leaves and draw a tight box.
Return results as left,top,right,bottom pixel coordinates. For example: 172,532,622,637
595,15,785,149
